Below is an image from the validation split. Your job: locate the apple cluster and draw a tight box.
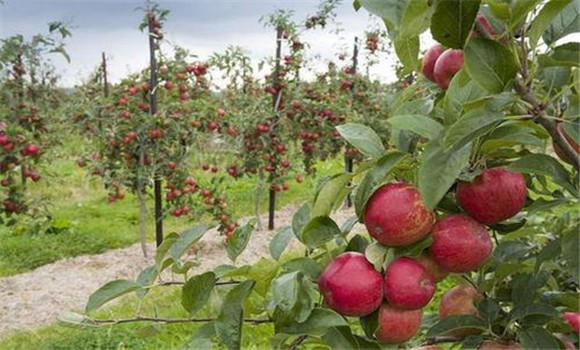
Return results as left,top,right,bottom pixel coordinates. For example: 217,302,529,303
318,167,528,344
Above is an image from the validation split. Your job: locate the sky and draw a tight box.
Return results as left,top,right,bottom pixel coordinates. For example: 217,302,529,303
0,0,409,88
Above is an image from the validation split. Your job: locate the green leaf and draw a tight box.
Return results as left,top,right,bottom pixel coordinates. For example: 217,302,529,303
562,227,580,283
541,291,580,312
508,154,577,195
509,303,558,322
387,114,443,140
283,258,324,280
430,0,481,49
517,326,562,350
311,173,354,218
443,106,503,151
272,271,316,323
360,309,379,338
395,235,433,257
340,215,359,234
394,35,419,71
365,241,392,272
528,0,573,47
354,151,409,221
215,280,255,350
345,234,370,253
535,239,561,271
185,322,216,350
336,123,386,159
539,42,580,67
181,272,217,315
276,308,347,336
358,0,409,30
247,258,279,297
543,0,580,46
136,265,158,298
464,38,519,93
399,0,434,37
540,66,572,90
86,280,141,313
226,219,256,262
443,69,488,125
269,227,294,260
508,0,542,32
292,203,310,238
154,232,179,269
322,326,360,350
169,224,208,262
426,315,487,337
301,216,341,249
353,0,361,11
419,139,472,210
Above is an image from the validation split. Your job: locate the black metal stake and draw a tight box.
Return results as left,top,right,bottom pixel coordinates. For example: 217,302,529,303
268,26,284,231
345,37,358,208
102,52,110,98
148,11,163,247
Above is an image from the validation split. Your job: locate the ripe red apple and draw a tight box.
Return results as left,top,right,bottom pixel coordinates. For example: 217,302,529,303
149,129,163,140
217,108,226,117
384,257,435,310
472,14,497,38
430,215,493,273
433,49,464,89
456,167,527,225
479,341,523,350
439,284,480,320
421,44,444,83
364,182,435,247
413,251,448,283
21,143,39,157
318,252,383,317
0,133,8,146
375,303,422,344
563,312,580,333
208,122,219,131
554,123,580,165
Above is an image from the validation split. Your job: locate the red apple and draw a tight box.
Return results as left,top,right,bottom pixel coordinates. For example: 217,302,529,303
430,214,493,273
439,284,480,320
472,14,497,37
554,123,580,165
421,44,444,83
563,312,580,333
456,167,527,225
318,252,383,317
21,143,39,157
413,251,448,282
433,49,464,89
375,303,422,344
364,182,435,247
0,133,8,146
149,128,163,140
384,257,435,310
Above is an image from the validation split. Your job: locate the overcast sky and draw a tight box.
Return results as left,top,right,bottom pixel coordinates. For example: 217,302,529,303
0,0,413,88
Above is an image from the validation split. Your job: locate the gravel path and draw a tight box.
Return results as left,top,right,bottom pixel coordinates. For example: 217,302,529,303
0,205,358,338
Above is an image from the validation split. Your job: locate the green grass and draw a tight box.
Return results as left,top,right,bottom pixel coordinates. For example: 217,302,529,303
0,134,344,277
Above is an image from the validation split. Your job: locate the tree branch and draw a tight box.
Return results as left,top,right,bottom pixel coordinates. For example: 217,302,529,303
289,335,309,350
425,335,465,345
89,316,271,326
514,78,580,171
158,280,241,287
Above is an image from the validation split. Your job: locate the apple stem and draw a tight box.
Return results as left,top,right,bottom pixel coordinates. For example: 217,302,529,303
289,335,308,350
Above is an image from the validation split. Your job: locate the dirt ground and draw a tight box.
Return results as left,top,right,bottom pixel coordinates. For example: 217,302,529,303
0,204,359,338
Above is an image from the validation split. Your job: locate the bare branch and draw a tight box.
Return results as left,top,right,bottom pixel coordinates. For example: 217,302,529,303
89,316,271,326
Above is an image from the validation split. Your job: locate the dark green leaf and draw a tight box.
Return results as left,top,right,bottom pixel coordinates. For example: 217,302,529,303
517,326,562,350
477,299,501,325
543,0,579,46
86,280,141,313
276,308,347,336
387,114,443,140
430,0,481,48
508,154,577,195
528,0,573,46
292,203,310,239
311,173,354,218
336,123,386,159
427,315,487,337
215,280,255,350
360,309,379,339
182,272,217,315
419,139,472,210
443,69,488,125
562,227,580,282
541,291,580,312
346,234,370,253
464,38,519,93
169,224,208,262
301,216,341,249
272,271,316,323
283,257,324,280
395,235,433,257
322,326,361,349
509,303,558,322
269,227,294,260
444,106,503,151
